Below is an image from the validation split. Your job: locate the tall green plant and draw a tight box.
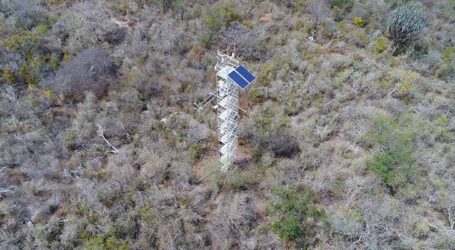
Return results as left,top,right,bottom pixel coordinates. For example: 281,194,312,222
388,4,427,48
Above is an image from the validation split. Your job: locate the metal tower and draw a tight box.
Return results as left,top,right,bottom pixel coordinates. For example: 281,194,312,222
196,52,255,171
215,53,240,171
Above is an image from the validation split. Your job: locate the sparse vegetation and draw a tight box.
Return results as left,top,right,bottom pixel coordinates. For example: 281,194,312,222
0,0,454,249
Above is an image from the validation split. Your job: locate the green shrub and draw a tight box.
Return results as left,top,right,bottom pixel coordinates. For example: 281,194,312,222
272,215,302,242
248,90,264,104
258,62,274,86
388,4,427,48
84,235,105,250
254,106,289,136
271,0,307,11
366,115,417,192
331,0,353,9
330,0,354,20
221,168,258,191
353,17,365,27
4,30,42,56
49,53,60,70
16,62,42,86
335,67,353,85
188,143,205,162
350,29,368,47
197,33,213,48
204,3,240,33
374,36,389,54
160,0,186,19
443,47,455,63
2,67,15,84
84,234,129,250
3,24,61,86
200,2,240,47
250,106,300,159
269,186,325,246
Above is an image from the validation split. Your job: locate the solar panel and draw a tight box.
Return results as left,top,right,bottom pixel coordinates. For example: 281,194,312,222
228,65,255,89
228,70,249,89
236,65,255,82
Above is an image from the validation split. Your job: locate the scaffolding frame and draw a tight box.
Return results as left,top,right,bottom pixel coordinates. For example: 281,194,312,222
195,52,252,171
215,52,240,171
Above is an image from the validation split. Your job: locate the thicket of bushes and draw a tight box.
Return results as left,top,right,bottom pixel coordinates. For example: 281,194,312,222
53,47,117,100
0,0,454,249
269,186,325,247
366,115,417,193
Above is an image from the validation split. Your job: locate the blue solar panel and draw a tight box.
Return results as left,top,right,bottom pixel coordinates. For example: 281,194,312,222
228,70,249,89
236,65,255,82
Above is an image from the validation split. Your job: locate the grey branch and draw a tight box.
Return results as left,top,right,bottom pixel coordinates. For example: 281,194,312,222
97,124,119,154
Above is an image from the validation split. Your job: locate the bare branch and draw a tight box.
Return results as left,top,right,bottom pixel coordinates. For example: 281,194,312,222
97,124,119,154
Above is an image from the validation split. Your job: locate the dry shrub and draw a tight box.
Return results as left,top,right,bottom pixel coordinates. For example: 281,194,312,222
54,47,116,100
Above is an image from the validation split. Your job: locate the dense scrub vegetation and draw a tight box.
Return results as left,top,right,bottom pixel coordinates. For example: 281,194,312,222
269,186,325,247
0,0,454,249
366,115,417,193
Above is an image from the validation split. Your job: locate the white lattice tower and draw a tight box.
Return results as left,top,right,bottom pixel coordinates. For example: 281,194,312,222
215,53,240,171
